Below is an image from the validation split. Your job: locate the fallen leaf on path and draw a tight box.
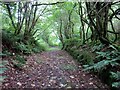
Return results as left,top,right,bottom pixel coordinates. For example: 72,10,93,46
59,83,67,87
31,84,35,87
2,50,109,89
89,82,93,85
17,82,22,86
70,75,74,79
67,86,72,89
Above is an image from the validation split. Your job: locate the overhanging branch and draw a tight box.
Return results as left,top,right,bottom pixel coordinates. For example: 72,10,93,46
107,30,120,34
5,3,17,30
32,2,64,6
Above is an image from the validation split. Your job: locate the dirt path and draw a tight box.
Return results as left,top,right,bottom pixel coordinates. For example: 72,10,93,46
2,50,109,89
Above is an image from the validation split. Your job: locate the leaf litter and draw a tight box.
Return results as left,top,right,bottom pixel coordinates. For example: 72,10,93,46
2,50,109,89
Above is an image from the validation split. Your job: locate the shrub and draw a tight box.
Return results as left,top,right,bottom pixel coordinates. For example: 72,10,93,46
64,38,81,49
84,45,120,89
77,51,95,65
2,29,45,54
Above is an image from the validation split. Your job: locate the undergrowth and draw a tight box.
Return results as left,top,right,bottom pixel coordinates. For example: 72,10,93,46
64,40,120,89
2,30,46,54
2,29,46,82
0,53,8,83
84,44,120,89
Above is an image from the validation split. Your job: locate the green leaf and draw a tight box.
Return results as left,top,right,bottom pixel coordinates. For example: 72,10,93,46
0,52,7,57
84,60,110,72
0,68,7,74
96,52,107,57
2,61,8,65
110,71,120,80
0,76,7,82
109,45,118,51
94,60,110,71
112,81,120,88
83,65,89,68
84,65,94,71
0,64,4,67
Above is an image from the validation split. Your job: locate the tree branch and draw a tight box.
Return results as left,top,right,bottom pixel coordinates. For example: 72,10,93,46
109,20,117,42
17,2,27,34
5,3,17,31
32,2,64,6
107,30,120,34
111,1,120,5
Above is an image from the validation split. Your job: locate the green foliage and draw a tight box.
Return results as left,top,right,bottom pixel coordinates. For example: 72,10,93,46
47,47,60,51
61,64,77,71
0,76,7,82
78,51,94,65
64,38,81,50
110,72,120,81
112,82,120,88
32,42,46,52
110,72,120,88
2,50,13,56
1,1,120,89
0,60,8,82
0,52,7,57
13,55,26,68
2,29,45,54
84,59,119,72
15,42,29,53
0,67,7,74
2,30,16,47
72,50,80,59
92,44,105,52
84,44,120,89
37,39,50,51
66,45,95,66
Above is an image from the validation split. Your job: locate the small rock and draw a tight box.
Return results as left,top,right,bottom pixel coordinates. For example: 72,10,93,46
49,79,56,83
26,75,29,79
41,83,44,86
70,75,74,79
11,77,14,80
34,62,37,65
67,86,72,89
17,82,22,86
5,83,9,86
31,84,35,87
48,84,51,87
89,78,93,80
83,74,85,76
89,82,93,85
81,84,84,87
76,85,79,87
50,71,53,74
60,83,67,87
51,76,57,79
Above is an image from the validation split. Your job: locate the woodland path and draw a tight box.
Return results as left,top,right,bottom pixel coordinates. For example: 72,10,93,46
2,50,109,89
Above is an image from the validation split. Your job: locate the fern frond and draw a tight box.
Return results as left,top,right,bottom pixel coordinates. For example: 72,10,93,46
112,81,120,88
110,71,120,80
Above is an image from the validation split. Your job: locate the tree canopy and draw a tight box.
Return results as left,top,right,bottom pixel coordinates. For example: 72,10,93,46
1,0,120,89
